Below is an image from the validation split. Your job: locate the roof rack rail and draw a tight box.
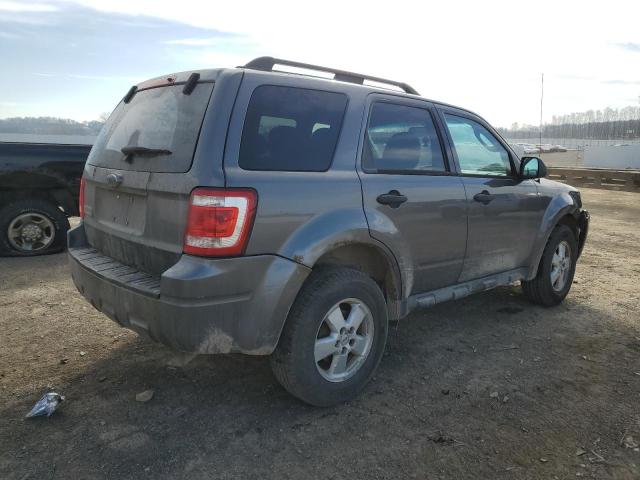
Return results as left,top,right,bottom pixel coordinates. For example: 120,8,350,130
243,56,419,95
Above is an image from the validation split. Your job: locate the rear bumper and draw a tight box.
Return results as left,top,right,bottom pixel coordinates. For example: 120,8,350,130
68,224,310,354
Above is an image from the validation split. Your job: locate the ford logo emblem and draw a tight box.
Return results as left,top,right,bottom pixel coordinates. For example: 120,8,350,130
106,173,123,187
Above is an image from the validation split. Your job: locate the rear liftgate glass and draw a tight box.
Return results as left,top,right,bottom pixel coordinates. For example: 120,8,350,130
87,77,215,173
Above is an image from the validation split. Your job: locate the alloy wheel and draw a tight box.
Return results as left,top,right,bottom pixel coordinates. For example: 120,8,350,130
314,298,375,382
550,240,572,292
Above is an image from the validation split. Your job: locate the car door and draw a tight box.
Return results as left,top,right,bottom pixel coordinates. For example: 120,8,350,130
358,95,468,295
438,108,546,282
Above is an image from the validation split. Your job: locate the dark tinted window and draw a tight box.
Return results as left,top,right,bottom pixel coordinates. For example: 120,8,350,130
239,86,347,171
363,103,446,173
88,83,214,173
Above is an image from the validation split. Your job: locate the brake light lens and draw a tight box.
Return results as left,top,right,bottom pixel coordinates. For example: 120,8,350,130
79,175,86,218
183,188,257,257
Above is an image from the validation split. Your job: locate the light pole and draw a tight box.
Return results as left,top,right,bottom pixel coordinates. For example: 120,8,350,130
539,73,544,147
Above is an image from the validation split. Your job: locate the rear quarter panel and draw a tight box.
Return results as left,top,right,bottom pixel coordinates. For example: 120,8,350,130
222,72,407,293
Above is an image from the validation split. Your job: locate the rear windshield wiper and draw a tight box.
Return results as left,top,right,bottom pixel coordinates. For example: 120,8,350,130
121,145,172,158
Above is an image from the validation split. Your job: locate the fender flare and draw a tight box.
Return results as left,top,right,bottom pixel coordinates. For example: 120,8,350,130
278,208,406,311
526,191,580,279
0,170,77,215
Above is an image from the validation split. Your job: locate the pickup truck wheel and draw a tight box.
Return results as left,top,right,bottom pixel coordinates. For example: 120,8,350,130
522,224,578,306
271,266,388,406
0,200,70,256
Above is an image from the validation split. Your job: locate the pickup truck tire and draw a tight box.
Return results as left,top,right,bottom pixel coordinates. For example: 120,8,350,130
0,199,70,256
522,224,578,306
271,266,388,407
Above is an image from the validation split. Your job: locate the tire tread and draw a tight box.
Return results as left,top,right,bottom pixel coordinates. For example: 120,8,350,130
271,266,387,406
522,224,577,307
0,199,69,256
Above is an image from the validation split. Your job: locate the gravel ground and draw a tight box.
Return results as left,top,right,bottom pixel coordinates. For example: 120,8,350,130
0,187,639,480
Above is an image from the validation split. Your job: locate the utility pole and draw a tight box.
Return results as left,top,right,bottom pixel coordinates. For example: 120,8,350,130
539,73,544,147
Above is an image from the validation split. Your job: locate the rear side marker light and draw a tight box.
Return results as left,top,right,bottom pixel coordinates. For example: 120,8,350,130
183,188,257,257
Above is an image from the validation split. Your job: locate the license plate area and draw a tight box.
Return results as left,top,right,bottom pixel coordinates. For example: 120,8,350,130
94,188,147,235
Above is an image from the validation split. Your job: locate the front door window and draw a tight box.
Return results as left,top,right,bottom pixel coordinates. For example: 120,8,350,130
443,114,511,176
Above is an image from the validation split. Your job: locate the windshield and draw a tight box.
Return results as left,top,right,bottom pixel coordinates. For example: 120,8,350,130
87,82,214,173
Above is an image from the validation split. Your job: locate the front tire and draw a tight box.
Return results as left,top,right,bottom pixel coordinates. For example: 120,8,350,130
522,224,578,306
0,199,70,256
271,267,388,406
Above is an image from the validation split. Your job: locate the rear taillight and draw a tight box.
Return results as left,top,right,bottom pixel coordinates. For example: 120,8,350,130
79,175,86,218
183,188,257,257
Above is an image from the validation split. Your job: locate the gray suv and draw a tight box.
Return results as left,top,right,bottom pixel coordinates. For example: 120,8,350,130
69,57,589,406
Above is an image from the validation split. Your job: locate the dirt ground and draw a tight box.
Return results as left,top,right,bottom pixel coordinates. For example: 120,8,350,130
1,187,639,480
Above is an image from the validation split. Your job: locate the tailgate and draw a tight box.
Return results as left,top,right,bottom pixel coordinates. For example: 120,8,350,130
83,164,192,275
81,69,240,274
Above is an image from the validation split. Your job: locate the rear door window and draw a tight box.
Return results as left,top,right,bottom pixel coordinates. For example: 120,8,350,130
87,83,214,173
239,85,347,172
363,102,447,173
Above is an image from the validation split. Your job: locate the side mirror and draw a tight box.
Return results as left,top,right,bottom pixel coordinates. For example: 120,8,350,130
520,156,547,179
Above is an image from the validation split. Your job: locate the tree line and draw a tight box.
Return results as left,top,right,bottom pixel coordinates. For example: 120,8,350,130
0,116,105,136
498,106,640,140
3,106,640,142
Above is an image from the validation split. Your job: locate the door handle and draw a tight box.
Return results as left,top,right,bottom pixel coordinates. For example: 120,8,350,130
376,190,407,208
473,190,494,205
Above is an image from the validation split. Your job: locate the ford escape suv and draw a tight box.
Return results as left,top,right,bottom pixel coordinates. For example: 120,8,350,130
69,57,589,406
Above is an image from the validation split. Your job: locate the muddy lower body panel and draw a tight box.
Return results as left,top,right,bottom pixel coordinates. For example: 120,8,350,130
68,224,310,354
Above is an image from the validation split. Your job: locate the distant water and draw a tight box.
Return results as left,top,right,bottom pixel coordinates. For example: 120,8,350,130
0,133,96,145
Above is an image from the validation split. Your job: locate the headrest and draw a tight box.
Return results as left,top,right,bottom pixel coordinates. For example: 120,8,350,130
382,132,420,168
268,125,297,145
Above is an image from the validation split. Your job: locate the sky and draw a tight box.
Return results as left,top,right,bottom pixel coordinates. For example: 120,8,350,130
0,0,639,128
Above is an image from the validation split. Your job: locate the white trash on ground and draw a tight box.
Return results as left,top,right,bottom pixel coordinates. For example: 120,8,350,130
25,392,65,418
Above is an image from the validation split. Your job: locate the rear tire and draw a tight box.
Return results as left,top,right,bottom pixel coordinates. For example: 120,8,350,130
271,266,388,406
0,199,70,256
522,224,578,306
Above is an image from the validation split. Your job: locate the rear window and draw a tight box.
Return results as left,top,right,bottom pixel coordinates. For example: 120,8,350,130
239,85,347,172
87,83,214,173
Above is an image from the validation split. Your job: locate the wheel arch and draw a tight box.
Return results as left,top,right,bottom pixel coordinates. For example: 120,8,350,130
526,192,581,280
557,213,579,239
276,208,408,319
0,187,76,217
314,242,404,319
